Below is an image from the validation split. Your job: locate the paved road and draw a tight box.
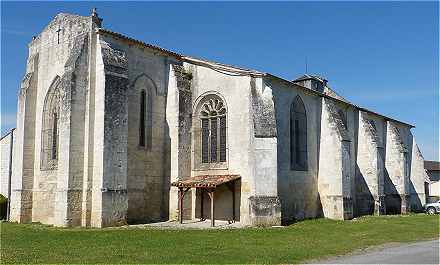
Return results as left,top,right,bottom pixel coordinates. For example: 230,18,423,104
316,240,439,264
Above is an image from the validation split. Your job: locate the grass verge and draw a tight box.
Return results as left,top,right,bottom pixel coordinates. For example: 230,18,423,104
1,214,439,264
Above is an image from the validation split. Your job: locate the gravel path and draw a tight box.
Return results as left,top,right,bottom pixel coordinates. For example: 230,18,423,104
313,239,439,264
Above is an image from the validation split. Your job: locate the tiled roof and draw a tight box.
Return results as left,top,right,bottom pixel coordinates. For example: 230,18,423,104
0,128,15,141
294,74,327,83
97,28,182,58
324,87,351,104
425,160,440,171
172,175,241,188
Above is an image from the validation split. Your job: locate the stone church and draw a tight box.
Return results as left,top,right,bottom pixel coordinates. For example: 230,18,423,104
8,11,429,227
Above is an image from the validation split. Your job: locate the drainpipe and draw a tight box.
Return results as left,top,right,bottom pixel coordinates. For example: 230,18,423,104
6,128,14,221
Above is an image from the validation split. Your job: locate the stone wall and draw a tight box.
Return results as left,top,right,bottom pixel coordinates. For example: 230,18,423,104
0,131,14,199
11,13,96,226
249,77,280,226
409,137,428,210
180,62,259,225
355,111,386,216
270,78,321,223
317,98,354,220
10,50,39,223
89,31,179,226
90,35,129,227
384,121,412,214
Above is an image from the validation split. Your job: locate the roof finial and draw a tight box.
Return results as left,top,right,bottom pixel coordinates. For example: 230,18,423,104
91,7,98,17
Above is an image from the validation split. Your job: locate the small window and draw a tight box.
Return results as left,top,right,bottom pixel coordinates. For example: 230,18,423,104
131,74,154,150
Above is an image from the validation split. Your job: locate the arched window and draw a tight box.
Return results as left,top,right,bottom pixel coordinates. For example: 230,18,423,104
290,96,307,170
199,95,227,164
139,90,146,147
130,74,154,150
41,78,60,170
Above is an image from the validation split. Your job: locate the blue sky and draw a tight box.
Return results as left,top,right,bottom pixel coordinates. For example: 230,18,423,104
1,1,438,160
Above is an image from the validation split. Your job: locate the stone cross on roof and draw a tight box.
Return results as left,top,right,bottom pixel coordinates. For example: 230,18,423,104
91,8,98,17
56,27,62,44
91,8,103,27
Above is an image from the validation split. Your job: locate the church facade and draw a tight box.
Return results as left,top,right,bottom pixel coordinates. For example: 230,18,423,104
9,11,428,227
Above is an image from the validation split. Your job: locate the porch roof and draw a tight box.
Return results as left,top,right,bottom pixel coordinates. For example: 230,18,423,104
171,174,241,188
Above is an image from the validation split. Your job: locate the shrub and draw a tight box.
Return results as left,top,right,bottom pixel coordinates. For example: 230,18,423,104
0,194,8,220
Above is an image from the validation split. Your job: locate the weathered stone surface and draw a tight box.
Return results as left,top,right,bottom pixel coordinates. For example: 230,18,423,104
248,195,281,226
0,130,14,199
250,78,277,138
355,111,386,216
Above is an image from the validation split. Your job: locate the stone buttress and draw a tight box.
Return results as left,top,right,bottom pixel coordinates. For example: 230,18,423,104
90,36,129,227
318,98,354,220
384,122,410,214
355,112,385,216
248,77,281,226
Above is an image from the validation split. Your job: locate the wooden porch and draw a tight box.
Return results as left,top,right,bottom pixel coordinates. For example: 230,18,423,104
171,174,241,227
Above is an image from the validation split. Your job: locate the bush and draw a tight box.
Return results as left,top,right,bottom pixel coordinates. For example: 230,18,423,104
0,194,8,220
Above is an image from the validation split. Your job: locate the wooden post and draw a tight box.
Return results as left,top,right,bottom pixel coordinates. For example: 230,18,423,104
179,187,183,224
226,181,235,223
232,183,235,222
208,189,215,227
178,187,190,224
200,189,204,221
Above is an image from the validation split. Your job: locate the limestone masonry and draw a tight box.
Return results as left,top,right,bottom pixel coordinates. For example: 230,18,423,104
3,11,430,227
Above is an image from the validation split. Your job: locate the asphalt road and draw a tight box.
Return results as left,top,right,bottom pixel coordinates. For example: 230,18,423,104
315,239,439,264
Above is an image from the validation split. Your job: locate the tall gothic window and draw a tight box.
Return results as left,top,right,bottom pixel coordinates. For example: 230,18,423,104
290,95,308,170
139,90,146,147
199,96,227,164
131,74,154,150
41,78,60,170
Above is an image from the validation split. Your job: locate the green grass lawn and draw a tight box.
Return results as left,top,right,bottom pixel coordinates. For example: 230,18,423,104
1,214,439,264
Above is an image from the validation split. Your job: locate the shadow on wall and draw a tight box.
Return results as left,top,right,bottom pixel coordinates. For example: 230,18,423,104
279,197,293,225
126,108,172,225
162,121,171,221
316,192,324,218
354,164,375,217
409,181,423,212
384,168,402,214
281,193,324,226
